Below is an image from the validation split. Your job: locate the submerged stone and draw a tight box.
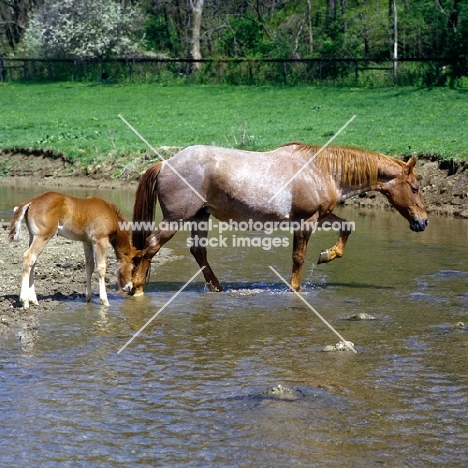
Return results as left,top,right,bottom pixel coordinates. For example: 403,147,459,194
258,384,304,401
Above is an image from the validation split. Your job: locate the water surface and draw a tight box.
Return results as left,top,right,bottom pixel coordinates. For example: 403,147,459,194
1,186,467,466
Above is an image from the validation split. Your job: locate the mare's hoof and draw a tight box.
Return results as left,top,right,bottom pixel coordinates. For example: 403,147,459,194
205,282,222,292
318,250,330,264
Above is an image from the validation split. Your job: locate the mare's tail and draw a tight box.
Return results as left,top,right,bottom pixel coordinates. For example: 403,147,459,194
8,202,31,243
132,161,163,250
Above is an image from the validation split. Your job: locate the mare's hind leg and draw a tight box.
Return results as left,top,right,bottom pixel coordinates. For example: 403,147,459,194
317,213,352,264
20,235,50,309
189,214,222,292
291,228,312,292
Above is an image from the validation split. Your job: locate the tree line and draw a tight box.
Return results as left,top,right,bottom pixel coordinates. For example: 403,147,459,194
1,0,466,83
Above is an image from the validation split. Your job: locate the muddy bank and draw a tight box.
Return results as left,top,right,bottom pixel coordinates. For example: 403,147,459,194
2,147,468,216
0,149,467,341
343,157,468,217
0,226,174,340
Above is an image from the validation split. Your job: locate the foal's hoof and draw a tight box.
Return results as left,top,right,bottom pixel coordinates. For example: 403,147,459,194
318,249,330,264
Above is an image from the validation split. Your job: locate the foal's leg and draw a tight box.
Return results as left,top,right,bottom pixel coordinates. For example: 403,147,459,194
20,235,50,309
94,238,110,307
84,239,110,306
189,214,222,292
317,213,353,264
83,243,95,303
290,228,312,292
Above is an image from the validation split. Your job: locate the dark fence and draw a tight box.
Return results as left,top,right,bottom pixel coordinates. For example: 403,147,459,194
0,56,452,86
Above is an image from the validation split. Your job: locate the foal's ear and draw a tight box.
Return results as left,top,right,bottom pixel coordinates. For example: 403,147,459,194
132,250,144,266
406,157,417,173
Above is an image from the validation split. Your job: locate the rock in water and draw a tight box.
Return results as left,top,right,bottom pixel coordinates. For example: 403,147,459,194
348,313,375,320
322,340,355,352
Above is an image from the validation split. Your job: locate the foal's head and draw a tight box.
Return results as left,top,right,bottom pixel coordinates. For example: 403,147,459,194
379,157,428,232
116,247,144,295
117,250,150,296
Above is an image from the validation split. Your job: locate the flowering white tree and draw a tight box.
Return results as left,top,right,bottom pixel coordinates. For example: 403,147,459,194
23,0,145,58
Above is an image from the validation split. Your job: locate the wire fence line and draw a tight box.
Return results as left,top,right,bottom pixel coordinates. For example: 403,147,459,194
0,56,452,86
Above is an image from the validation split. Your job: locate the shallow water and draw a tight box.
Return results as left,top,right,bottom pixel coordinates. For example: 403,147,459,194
1,186,468,467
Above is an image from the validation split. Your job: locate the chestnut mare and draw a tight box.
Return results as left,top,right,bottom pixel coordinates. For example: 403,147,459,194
9,192,139,308
121,143,428,295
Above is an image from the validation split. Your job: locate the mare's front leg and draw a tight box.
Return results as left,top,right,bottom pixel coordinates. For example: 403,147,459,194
317,213,353,264
290,228,312,292
189,214,222,292
20,235,50,309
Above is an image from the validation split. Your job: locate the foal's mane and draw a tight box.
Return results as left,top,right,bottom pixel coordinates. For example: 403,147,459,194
109,202,126,223
283,143,406,188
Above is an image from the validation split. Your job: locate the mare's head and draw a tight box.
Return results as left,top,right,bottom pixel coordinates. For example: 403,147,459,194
380,157,428,232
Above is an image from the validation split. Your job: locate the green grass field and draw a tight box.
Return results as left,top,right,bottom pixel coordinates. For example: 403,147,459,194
1,83,467,162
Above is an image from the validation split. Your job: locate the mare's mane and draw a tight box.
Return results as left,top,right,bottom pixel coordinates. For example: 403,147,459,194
282,142,406,188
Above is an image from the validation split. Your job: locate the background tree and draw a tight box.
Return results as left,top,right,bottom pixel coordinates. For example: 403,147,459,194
0,0,40,51
1,0,466,80
23,0,144,58
189,0,204,70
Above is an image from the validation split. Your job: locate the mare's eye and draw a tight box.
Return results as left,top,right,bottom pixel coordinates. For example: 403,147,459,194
411,186,419,194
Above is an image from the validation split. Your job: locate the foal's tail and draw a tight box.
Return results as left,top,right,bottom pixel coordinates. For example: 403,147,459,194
132,161,163,250
8,202,31,243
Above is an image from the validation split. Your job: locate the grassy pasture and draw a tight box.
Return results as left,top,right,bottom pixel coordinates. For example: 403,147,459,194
0,83,467,162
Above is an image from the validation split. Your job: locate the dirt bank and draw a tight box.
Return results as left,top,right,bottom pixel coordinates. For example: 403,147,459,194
2,147,468,215
344,157,468,217
0,149,467,342
0,228,174,342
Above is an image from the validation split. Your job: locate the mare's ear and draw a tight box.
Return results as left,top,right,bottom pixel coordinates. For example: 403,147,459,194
406,157,417,173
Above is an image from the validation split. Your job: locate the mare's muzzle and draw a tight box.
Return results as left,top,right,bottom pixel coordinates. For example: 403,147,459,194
410,218,428,232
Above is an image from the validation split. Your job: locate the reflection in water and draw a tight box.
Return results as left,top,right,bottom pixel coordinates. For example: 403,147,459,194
0,186,468,466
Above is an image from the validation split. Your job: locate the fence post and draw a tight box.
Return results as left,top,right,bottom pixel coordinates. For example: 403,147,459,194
127,58,133,81
282,62,287,85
